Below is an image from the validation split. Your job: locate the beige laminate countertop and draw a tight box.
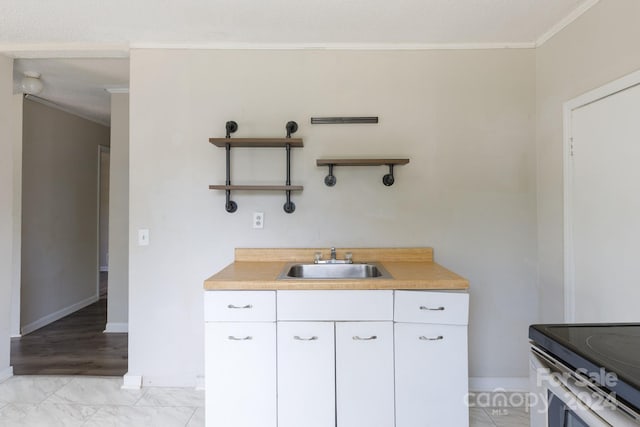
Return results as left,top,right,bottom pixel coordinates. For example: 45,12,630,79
204,248,469,290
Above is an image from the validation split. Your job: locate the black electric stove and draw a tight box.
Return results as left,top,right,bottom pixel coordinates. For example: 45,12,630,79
529,323,640,411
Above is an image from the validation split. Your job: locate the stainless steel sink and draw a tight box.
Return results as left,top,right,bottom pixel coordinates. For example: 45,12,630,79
278,262,392,280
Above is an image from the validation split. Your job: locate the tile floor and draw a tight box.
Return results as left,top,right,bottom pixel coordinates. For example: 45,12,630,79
0,375,529,426
470,407,530,426
0,376,203,426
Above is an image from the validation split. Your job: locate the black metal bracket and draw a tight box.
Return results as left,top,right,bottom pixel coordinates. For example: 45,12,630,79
225,120,238,138
224,122,238,212
282,122,298,213
224,142,238,213
217,120,299,214
324,164,337,186
286,121,298,138
382,164,395,186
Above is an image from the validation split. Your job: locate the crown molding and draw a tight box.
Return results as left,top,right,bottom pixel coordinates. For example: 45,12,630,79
536,0,601,47
0,43,129,58
130,41,536,51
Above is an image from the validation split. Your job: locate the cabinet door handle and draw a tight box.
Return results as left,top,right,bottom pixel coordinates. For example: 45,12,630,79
353,335,378,341
419,305,445,311
228,336,253,341
227,304,253,309
293,335,318,341
419,335,444,341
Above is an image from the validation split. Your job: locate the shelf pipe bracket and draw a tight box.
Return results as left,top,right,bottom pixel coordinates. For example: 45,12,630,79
283,122,297,213
382,164,395,186
324,164,337,186
223,121,238,213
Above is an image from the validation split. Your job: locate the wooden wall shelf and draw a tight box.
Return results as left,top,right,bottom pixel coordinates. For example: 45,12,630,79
316,158,409,167
316,158,410,187
210,121,302,213
209,185,304,191
209,138,304,148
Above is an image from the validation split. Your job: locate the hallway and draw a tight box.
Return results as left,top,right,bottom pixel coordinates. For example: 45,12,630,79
10,273,127,376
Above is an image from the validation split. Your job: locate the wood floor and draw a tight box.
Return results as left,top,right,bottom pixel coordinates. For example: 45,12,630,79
10,273,128,376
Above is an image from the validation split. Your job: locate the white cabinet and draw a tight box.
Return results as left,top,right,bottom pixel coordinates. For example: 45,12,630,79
204,291,276,427
204,322,276,427
277,322,336,427
394,291,469,427
335,321,395,427
204,289,468,427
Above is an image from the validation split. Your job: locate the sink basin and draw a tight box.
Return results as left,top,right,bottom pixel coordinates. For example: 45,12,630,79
278,262,392,280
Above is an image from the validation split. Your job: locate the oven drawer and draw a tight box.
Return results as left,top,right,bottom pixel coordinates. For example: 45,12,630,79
394,291,468,325
204,291,276,321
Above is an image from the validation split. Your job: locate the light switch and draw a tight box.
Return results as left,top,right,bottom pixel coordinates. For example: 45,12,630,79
138,229,149,246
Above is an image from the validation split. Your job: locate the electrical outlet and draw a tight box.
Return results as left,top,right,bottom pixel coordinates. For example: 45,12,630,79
253,212,264,229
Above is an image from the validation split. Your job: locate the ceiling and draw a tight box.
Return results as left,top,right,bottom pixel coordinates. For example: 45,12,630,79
13,59,129,126
3,0,597,125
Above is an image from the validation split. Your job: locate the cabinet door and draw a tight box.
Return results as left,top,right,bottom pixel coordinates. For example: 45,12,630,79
395,323,469,427
335,322,395,427
205,322,276,427
277,322,335,427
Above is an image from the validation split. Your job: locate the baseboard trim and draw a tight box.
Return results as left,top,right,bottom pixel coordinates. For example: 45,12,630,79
104,322,128,333
99,266,109,272
10,334,22,338
21,295,99,335
469,377,529,392
0,366,14,383
122,373,142,389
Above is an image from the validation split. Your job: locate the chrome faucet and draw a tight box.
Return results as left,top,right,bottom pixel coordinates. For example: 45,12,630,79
314,247,353,264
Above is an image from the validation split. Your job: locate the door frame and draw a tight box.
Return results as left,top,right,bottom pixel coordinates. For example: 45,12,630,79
562,69,640,322
97,145,110,299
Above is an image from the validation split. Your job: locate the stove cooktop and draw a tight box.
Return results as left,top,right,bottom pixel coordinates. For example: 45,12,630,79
529,323,640,410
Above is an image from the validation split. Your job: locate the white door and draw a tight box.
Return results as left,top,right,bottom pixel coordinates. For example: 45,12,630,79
277,322,335,427
335,322,394,427
205,322,276,427
570,82,640,322
394,322,469,427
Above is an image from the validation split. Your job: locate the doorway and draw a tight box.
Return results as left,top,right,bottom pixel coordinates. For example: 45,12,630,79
564,70,640,322
10,69,128,375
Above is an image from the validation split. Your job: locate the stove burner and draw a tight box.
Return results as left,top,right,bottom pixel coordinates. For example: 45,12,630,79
586,333,640,369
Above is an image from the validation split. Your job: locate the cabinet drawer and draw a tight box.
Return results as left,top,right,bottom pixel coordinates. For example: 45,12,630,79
277,290,393,321
394,291,468,325
204,291,276,321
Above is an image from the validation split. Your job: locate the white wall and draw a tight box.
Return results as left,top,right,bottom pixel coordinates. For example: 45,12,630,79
535,0,640,322
20,99,110,333
129,48,537,386
0,54,15,381
106,92,129,332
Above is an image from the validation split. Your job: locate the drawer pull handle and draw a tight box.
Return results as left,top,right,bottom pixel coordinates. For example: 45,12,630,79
293,335,318,341
228,336,253,341
419,306,445,311
419,335,444,341
353,335,378,341
227,304,253,309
